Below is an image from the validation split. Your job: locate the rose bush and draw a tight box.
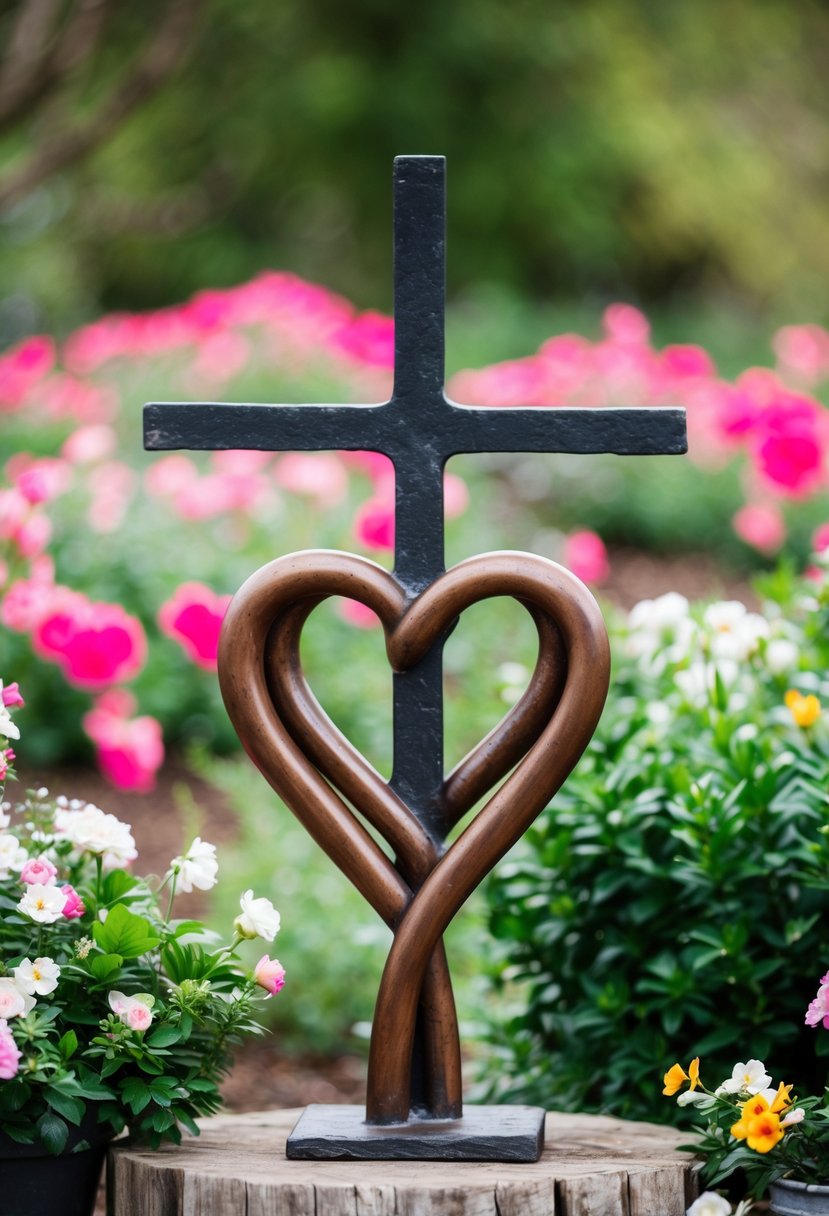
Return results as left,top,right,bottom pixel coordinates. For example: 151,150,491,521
3,275,829,789
0,689,285,1152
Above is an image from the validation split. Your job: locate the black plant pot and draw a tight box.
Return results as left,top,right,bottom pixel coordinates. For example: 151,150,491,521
0,1114,111,1216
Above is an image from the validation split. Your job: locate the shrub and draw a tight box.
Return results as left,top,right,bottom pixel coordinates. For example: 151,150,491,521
481,558,829,1123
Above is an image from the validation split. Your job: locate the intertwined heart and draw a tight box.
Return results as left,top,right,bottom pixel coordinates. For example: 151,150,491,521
217,550,610,1124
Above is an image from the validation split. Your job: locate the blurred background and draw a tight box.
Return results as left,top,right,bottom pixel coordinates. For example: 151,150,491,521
2,0,829,340
3,0,829,1130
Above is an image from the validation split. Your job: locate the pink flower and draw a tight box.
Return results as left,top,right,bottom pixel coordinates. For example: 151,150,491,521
62,424,117,465
60,884,85,919
0,1019,21,1079
751,393,827,499
144,454,200,498
34,598,147,690
2,682,24,709
330,311,395,369
20,856,57,886
0,336,54,410
444,473,469,519
158,582,232,670
253,954,286,996
813,524,829,555
108,991,154,1032
602,303,650,345
274,453,348,507
563,530,610,585
338,598,381,629
733,503,786,554
126,1003,153,1031
805,982,829,1030
11,457,72,505
354,496,395,550
83,701,164,793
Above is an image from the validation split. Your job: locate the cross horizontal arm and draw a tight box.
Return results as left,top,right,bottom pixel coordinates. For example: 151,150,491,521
443,404,688,457
143,401,390,453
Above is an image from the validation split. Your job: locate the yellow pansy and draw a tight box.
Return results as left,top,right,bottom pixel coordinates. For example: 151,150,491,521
662,1062,689,1096
785,689,821,728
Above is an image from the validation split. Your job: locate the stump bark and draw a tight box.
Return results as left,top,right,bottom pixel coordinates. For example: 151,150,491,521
107,1108,699,1215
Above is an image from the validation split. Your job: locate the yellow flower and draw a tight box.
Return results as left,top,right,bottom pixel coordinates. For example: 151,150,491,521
663,1062,689,1096
785,689,821,728
731,1094,770,1141
745,1110,785,1153
770,1082,793,1114
688,1057,701,1091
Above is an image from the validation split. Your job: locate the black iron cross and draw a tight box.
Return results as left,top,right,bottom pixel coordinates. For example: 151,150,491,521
144,155,686,841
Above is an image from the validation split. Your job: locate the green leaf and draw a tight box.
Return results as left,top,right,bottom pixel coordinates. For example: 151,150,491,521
103,869,140,903
121,1077,151,1115
90,953,123,981
93,904,161,958
58,1030,79,1061
37,1113,69,1156
147,1026,181,1049
46,1090,85,1125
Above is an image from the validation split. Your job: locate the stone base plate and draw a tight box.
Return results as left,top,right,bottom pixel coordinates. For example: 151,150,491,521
285,1103,546,1162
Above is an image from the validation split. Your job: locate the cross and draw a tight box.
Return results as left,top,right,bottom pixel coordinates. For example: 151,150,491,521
144,155,686,843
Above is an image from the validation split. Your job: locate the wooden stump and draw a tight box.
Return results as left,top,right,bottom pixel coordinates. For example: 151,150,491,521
108,1109,699,1215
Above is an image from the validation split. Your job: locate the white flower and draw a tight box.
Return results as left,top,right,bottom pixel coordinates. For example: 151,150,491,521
629,592,690,633
675,659,739,707
0,978,35,1018
234,890,281,941
55,804,137,869
719,1059,772,1095
676,1089,709,1106
766,638,799,675
703,601,769,662
13,957,60,996
687,1193,732,1216
172,837,219,893
0,705,19,741
0,832,28,878
17,882,66,924
781,1107,805,1127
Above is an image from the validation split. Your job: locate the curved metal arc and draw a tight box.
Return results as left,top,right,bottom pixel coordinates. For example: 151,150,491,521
366,553,611,1123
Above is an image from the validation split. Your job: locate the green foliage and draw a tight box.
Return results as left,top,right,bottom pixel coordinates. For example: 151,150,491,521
4,1,829,335
481,566,829,1123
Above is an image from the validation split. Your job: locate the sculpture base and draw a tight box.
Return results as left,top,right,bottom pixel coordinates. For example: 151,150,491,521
285,1103,546,1162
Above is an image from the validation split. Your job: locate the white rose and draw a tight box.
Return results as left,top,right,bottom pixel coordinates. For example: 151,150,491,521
17,882,66,924
13,957,61,996
0,978,35,1018
172,837,219,893
687,1193,732,1216
234,889,281,941
55,804,137,869
0,832,28,878
0,705,19,741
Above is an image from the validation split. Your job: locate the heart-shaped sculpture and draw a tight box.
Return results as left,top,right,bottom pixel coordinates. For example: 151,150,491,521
218,549,610,1125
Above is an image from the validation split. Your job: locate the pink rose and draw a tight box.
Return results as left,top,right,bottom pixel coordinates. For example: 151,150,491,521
253,955,286,996
60,884,85,920
1,682,24,709
20,856,58,886
563,530,610,586
733,503,786,554
83,700,164,793
158,583,232,671
125,1003,153,1032
354,497,395,550
0,1019,21,1079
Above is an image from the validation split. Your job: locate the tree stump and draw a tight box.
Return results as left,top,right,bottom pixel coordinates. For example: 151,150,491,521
107,1108,700,1215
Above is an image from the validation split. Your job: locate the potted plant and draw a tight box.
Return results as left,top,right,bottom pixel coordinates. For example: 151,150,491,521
0,678,286,1216
663,973,829,1215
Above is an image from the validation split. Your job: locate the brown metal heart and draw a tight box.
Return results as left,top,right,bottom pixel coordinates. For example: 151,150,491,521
217,549,609,1124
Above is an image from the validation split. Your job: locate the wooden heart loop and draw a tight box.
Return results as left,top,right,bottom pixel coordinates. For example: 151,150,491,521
217,549,609,1125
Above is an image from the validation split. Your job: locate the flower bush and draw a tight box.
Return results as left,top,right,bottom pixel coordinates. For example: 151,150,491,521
3,275,829,788
481,547,829,1123
0,688,284,1152
664,1039,829,1201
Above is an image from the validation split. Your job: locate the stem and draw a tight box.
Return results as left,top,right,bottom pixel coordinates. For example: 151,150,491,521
165,872,178,924
95,854,103,908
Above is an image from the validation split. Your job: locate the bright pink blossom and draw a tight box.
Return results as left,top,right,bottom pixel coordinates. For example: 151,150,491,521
732,503,786,554
60,884,85,919
34,598,146,690
563,530,610,585
0,336,54,410
773,324,829,387
158,583,232,670
2,683,24,709
20,857,57,886
331,311,395,369
354,497,395,550
254,954,286,996
83,701,164,793
751,393,827,499
806,981,829,1030
0,1019,21,1079
144,454,199,498
602,303,650,345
